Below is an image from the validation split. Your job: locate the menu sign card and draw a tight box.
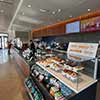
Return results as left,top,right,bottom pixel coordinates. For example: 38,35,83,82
67,42,98,58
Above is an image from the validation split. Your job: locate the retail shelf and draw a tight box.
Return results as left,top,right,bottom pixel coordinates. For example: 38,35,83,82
31,76,54,100
24,82,34,100
36,62,97,93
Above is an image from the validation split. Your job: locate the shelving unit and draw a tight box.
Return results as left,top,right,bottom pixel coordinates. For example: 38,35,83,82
30,75,54,100
25,77,44,100
24,82,34,100
14,41,99,100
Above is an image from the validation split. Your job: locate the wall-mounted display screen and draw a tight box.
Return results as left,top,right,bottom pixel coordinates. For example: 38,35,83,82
81,16,100,32
66,21,80,33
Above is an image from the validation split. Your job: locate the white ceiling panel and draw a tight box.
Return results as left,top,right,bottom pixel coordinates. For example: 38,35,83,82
0,0,20,32
11,0,100,31
17,15,43,24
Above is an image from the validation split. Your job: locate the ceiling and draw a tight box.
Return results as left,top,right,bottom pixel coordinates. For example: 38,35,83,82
1,0,100,32
0,0,20,32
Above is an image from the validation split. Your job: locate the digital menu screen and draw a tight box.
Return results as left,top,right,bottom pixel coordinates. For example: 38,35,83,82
81,16,100,32
66,21,80,33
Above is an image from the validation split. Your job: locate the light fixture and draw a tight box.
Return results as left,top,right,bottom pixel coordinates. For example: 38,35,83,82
40,9,47,12
88,9,91,12
27,4,32,8
52,11,56,14
0,10,4,13
58,9,61,12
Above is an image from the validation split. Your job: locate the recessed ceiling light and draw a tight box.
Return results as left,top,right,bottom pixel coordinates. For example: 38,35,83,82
40,9,47,12
27,4,32,8
0,10,4,13
52,11,56,14
88,9,91,12
69,15,72,18
58,9,61,12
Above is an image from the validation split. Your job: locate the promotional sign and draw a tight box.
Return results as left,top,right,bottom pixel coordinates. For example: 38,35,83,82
81,16,100,32
67,42,98,59
66,21,80,33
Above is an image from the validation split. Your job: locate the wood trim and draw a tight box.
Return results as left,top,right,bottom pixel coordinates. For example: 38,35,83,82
32,10,100,38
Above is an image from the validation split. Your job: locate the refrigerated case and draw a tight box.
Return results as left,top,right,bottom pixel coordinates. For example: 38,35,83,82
22,42,99,100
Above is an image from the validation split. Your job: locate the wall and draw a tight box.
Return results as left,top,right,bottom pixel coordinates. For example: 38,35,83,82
8,30,15,40
55,32,100,43
15,31,29,43
32,10,100,38
42,32,100,43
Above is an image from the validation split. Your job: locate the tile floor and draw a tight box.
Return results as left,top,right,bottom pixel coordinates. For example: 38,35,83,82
0,49,27,100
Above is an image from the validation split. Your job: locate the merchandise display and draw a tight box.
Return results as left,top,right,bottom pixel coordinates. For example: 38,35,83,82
25,77,44,100
1,0,100,98
62,69,78,82
16,42,98,100
30,64,74,99
35,42,98,93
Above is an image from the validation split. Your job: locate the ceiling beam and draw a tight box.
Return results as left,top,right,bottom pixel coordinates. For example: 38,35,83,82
8,0,23,31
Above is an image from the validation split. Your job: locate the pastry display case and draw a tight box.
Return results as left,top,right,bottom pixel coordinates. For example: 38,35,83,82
19,42,99,100
30,63,75,100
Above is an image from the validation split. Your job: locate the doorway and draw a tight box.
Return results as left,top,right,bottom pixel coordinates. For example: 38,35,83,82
0,34,8,49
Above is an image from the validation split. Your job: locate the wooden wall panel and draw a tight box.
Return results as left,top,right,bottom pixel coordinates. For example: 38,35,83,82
32,10,100,38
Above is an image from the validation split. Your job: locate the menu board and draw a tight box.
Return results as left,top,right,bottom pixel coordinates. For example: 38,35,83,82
81,16,100,32
67,42,98,58
66,21,80,33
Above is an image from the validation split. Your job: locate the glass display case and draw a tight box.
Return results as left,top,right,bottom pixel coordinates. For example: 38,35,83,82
35,50,97,93
23,42,98,100
30,63,75,99
33,42,98,92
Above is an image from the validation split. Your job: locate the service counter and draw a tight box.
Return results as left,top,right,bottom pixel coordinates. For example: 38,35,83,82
13,48,30,77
